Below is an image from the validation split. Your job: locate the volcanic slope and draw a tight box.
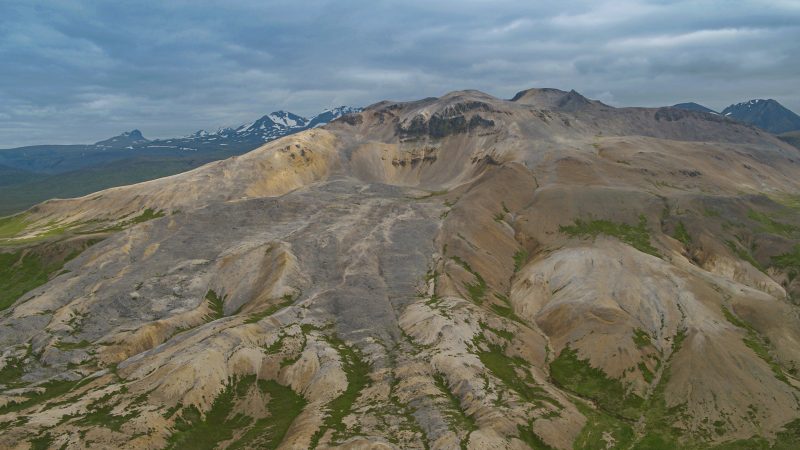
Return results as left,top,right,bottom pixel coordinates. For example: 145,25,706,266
3,88,800,449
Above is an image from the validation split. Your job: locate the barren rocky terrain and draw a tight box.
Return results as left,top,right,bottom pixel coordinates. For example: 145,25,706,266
3,88,800,449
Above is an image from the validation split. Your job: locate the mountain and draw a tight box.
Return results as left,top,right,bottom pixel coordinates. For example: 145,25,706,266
3,88,800,449
722,99,800,134
671,102,718,114
233,111,308,141
0,106,360,216
307,106,362,128
94,129,149,148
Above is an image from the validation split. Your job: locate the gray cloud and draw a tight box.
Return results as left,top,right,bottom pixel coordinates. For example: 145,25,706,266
1,0,799,147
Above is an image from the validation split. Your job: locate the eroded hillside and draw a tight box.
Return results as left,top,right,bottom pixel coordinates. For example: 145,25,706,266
3,88,800,449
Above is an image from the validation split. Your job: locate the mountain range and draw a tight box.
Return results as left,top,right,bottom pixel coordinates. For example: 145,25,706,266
3,87,800,449
672,98,800,135
0,106,360,216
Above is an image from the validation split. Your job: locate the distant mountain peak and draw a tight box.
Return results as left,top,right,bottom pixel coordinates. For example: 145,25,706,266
307,105,363,128
94,129,149,147
722,99,800,134
124,129,145,140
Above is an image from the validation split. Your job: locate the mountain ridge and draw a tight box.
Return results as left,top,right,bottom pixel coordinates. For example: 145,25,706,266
0,106,361,216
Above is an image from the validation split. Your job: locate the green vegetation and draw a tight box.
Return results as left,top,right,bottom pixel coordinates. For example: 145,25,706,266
513,249,528,273
638,362,654,383
550,346,643,419
725,240,764,272
75,389,138,432
747,210,799,237
28,432,53,450
632,328,652,349
93,208,165,233
450,256,487,304
673,221,692,246
559,215,660,257
772,244,800,281
203,289,225,322
166,376,257,450
0,378,82,414
0,249,72,311
475,337,558,408
711,418,800,449
722,307,788,384
434,373,476,449
0,348,29,388
489,293,524,323
310,334,372,448
479,321,514,342
517,422,555,450
633,329,688,449
229,380,307,449
245,293,295,324
572,400,635,450
0,213,29,239
768,193,800,211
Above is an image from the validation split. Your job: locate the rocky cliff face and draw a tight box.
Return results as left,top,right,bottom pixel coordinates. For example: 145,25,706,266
3,89,800,449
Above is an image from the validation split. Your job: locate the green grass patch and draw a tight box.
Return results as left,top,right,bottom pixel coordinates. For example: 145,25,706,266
0,249,76,311
559,215,660,257
490,293,524,323
229,379,307,449
75,389,137,432
772,244,800,280
244,294,295,324
92,208,165,233
0,213,30,239
0,348,30,388
550,346,643,420
166,376,258,450
310,334,372,448
673,221,692,246
450,256,487,304
202,289,225,322
476,338,557,408
479,320,514,342
433,373,476,449
638,362,654,383
724,240,764,272
517,422,555,449
0,378,82,414
632,328,652,349
768,193,800,211
722,307,788,384
28,432,53,450
747,210,799,237
572,400,635,450
712,418,800,449
513,249,528,273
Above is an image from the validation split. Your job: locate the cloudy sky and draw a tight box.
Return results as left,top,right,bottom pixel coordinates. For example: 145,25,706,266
1,0,799,147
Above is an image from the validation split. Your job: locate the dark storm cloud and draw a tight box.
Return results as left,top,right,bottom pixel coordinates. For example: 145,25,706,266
1,0,799,147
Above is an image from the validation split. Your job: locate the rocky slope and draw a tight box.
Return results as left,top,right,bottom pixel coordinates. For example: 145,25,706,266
2,88,800,449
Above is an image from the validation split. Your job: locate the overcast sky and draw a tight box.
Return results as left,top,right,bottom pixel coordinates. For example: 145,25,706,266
1,0,799,147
